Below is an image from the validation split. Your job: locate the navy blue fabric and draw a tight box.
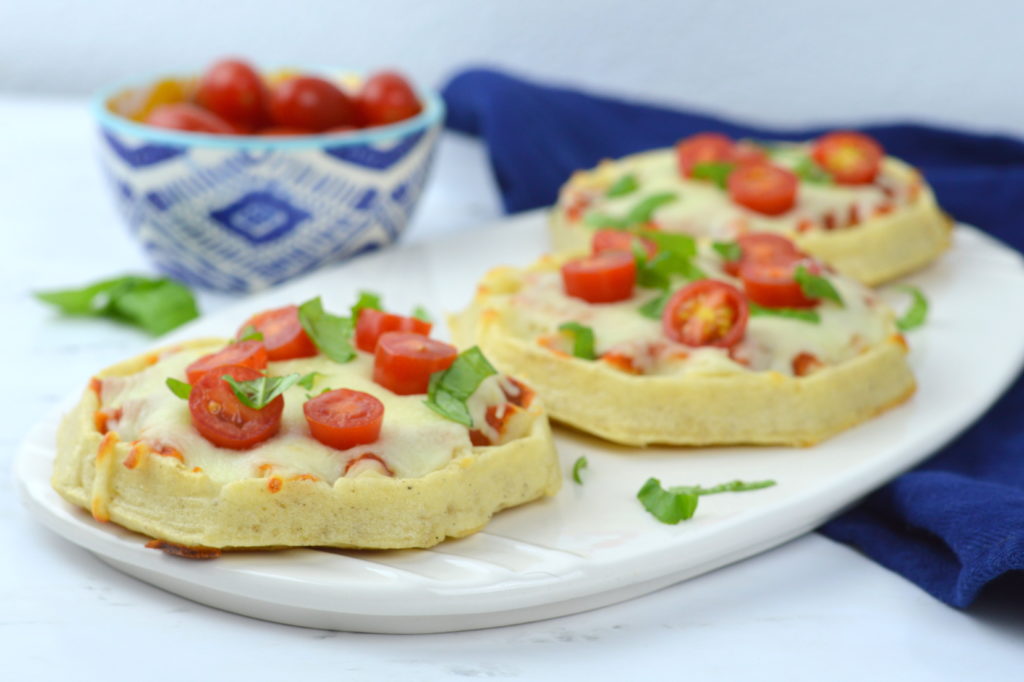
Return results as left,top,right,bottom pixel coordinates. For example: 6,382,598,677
442,68,1024,607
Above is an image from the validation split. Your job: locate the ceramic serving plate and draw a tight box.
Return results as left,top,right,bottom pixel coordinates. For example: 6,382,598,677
15,211,1024,633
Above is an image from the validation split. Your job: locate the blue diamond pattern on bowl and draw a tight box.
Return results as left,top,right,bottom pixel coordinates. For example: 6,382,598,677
209,191,312,244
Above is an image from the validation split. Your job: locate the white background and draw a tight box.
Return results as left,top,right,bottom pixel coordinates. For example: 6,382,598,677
3,0,1024,135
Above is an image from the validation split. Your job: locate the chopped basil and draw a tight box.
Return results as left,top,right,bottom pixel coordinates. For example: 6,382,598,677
572,456,589,485
895,286,928,331
637,477,777,524
636,251,707,290
794,266,844,307
296,371,322,390
350,290,383,320
691,161,735,189
606,174,639,198
749,302,821,324
35,275,198,335
793,157,834,185
626,192,678,225
166,377,192,399
236,325,264,343
222,373,304,410
298,296,356,363
305,387,332,400
637,290,672,319
424,347,497,427
558,322,597,360
584,212,629,230
412,305,433,323
712,241,743,263
638,230,697,260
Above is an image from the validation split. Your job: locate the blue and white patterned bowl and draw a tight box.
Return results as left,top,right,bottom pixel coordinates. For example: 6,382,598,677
92,73,444,293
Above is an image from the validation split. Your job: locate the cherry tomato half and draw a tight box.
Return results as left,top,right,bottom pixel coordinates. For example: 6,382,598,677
355,71,422,126
740,258,821,309
355,308,432,353
258,126,316,136
269,76,357,132
188,365,283,450
185,340,268,384
144,103,235,134
812,131,884,185
591,228,658,260
561,251,636,304
722,232,805,277
373,332,458,395
676,133,734,178
728,162,798,215
303,389,384,450
196,59,268,131
238,305,318,361
662,280,749,348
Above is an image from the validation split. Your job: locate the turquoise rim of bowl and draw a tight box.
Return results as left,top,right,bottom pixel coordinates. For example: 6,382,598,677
91,70,445,150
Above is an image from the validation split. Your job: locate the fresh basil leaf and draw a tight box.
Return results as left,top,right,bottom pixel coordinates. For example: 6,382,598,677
305,387,332,400
794,266,843,307
558,322,597,360
298,296,355,363
749,302,821,324
584,213,629,230
412,305,433,323
637,230,697,260
236,325,264,343
166,377,192,399
895,286,928,331
638,290,671,319
424,346,497,427
626,192,678,225
297,371,322,391
637,251,707,290
350,290,383,320
35,275,199,335
606,174,639,198
638,477,777,524
691,161,735,189
793,157,834,185
222,373,303,410
572,456,589,484
712,241,743,263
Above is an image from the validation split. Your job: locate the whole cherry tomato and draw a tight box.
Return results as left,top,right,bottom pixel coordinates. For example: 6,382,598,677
355,71,422,126
144,103,235,134
269,77,357,131
196,59,269,131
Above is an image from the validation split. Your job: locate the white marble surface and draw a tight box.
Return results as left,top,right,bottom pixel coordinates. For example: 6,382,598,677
1,95,1022,680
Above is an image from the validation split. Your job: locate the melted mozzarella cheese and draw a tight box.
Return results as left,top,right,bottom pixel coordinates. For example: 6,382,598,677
97,348,515,484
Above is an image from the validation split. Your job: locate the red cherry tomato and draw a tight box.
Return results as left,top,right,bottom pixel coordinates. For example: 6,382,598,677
185,340,268,384
144,103,235,134
195,59,268,131
731,141,769,165
676,133,734,177
812,131,884,185
722,233,805,277
303,389,384,450
728,162,798,215
355,71,422,126
269,77,357,131
591,229,657,260
662,280,749,348
258,126,316,136
355,308,432,353
188,365,283,450
561,251,636,303
740,258,821,309
373,332,458,395
238,305,317,361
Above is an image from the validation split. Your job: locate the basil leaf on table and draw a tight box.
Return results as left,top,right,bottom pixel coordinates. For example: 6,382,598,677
638,477,777,524
895,286,928,331
572,456,589,484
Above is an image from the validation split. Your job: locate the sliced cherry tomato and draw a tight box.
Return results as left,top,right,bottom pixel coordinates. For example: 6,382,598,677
740,258,821,309
723,232,805,277
185,340,268,384
591,228,657,260
355,71,422,126
727,162,798,216
731,141,769,165
355,308,432,353
269,76,357,131
144,103,235,134
811,131,884,185
676,133,734,177
373,332,457,395
561,251,636,303
195,59,268,131
303,389,384,450
238,305,317,361
188,365,283,450
662,280,749,348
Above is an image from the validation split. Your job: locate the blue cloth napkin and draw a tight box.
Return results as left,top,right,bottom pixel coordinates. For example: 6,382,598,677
442,68,1024,608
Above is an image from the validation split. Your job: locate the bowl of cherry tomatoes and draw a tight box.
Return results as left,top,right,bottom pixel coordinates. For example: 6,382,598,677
93,58,444,293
